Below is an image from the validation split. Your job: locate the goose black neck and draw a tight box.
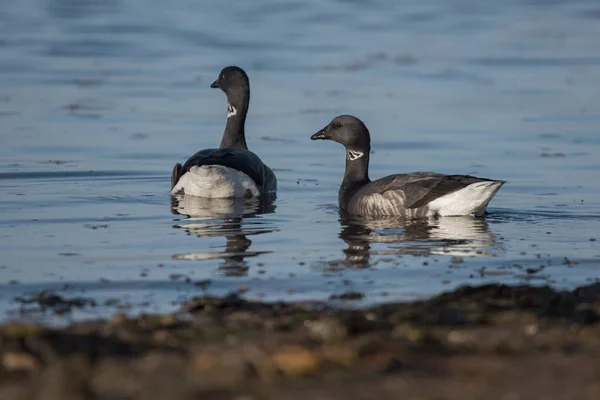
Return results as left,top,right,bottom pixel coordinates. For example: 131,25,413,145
339,150,371,205
219,88,250,150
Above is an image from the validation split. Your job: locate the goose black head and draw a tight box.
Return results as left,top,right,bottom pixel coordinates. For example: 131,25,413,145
210,66,249,95
311,115,371,154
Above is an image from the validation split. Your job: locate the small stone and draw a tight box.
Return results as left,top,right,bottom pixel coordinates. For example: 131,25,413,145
305,318,348,342
322,344,357,367
393,325,423,342
191,352,218,372
2,352,39,371
160,314,177,327
525,324,539,336
365,312,377,321
360,353,404,374
447,330,475,345
152,330,170,342
271,346,319,376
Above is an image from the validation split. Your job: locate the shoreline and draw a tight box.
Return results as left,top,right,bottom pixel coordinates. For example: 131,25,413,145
2,282,600,399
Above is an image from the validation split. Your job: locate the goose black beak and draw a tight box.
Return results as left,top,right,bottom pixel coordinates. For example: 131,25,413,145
311,127,329,140
210,80,220,89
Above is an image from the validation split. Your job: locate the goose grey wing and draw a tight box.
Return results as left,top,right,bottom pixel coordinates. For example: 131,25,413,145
404,175,497,209
347,172,446,215
369,173,495,209
261,163,277,193
361,172,446,200
176,148,265,187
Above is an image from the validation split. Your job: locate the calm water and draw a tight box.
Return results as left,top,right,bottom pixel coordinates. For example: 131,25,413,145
1,0,600,322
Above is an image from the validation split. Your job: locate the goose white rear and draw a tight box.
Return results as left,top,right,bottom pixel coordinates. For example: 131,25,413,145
426,180,504,217
170,165,260,198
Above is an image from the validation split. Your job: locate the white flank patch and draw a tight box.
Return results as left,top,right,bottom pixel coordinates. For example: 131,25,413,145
227,103,237,118
170,165,260,198
427,181,504,217
346,149,364,161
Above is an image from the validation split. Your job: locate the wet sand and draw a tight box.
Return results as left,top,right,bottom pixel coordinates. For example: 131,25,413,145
2,282,600,400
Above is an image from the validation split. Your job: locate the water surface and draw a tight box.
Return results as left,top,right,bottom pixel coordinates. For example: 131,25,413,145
1,0,599,322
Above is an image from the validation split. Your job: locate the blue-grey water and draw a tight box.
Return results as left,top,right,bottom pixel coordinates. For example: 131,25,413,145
1,0,599,322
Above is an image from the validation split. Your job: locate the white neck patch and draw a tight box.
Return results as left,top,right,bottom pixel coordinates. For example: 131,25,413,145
227,103,237,118
346,149,364,161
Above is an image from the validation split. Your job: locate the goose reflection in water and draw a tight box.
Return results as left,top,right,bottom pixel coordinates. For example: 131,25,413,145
336,213,503,269
170,194,276,276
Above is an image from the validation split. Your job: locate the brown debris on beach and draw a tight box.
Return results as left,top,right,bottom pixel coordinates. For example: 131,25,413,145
2,283,600,400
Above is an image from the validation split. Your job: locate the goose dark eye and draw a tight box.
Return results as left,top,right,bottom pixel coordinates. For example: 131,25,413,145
335,123,342,128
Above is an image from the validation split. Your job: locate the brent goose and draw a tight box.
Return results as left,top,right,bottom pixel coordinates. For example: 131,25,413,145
170,66,277,198
311,115,505,218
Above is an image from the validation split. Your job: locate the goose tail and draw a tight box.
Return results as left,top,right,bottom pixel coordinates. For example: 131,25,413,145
429,180,505,217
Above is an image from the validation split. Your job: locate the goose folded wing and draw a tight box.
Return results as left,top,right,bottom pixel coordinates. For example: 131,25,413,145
175,148,265,187
402,174,495,209
364,173,492,209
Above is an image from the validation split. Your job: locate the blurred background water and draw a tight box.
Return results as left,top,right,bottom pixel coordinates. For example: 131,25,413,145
1,0,599,322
